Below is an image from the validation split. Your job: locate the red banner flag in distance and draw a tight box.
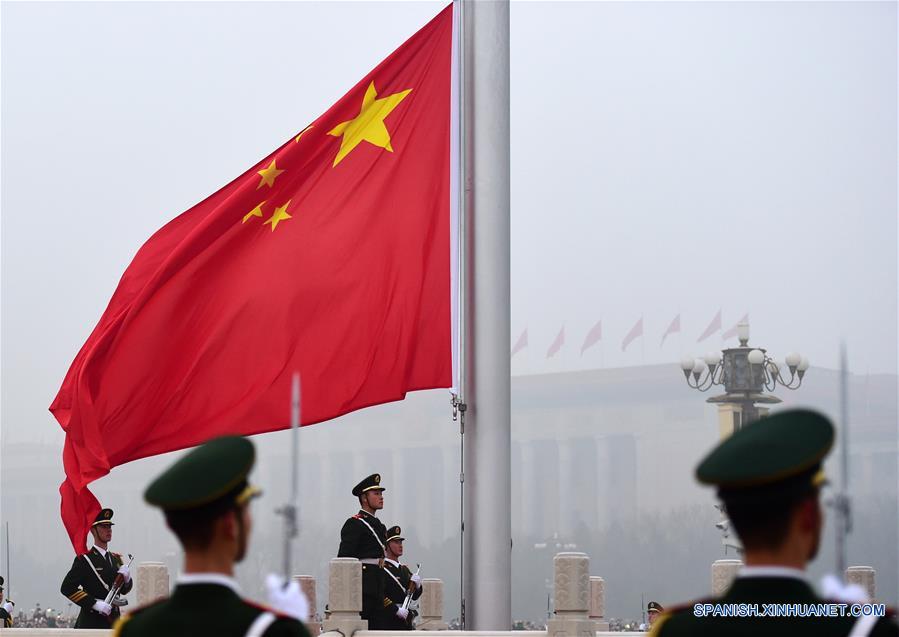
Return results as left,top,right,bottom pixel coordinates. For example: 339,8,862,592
660,313,680,347
581,319,602,355
697,309,722,343
621,317,643,352
511,327,528,358
546,326,565,358
50,5,454,554
722,313,749,341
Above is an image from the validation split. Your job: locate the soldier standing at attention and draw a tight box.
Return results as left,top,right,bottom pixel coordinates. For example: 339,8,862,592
650,409,898,637
113,436,310,637
0,576,14,628
337,473,392,629
381,525,423,630
60,508,133,629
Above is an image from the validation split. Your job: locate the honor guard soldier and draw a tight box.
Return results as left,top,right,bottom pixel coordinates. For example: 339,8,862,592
0,576,14,628
650,409,898,637
381,526,423,630
642,601,663,630
337,473,389,629
113,436,310,637
60,507,133,628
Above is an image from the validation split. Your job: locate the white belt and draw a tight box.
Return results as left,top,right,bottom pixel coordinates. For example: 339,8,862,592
360,558,383,566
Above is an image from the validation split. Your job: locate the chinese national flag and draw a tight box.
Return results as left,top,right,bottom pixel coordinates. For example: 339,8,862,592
51,5,454,553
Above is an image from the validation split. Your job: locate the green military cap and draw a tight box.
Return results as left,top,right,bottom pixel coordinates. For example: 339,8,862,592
696,409,833,499
145,436,261,511
352,473,385,497
92,508,115,527
647,601,663,613
385,525,404,543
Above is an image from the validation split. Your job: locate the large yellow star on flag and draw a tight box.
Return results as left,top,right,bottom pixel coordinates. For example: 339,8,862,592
257,159,285,189
264,200,292,232
328,81,412,167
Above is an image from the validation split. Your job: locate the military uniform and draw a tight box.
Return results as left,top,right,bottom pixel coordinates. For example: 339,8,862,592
60,508,133,629
381,526,422,630
114,436,309,637
337,474,388,629
0,576,13,628
650,410,898,637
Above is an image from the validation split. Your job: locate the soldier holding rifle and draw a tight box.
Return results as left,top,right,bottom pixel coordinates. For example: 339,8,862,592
381,525,422,630
60,508,133,629
0,576,14,627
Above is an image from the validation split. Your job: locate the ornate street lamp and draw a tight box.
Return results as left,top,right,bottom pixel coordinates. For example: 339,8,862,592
679,321,809,430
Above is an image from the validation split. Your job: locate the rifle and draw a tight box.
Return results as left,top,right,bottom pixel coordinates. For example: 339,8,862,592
401,563,421,611
104,554,134,607
276,373,301,585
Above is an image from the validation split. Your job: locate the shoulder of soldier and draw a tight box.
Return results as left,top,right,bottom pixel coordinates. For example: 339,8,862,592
243,600,311,637
648,598,716,637
112,598,169,636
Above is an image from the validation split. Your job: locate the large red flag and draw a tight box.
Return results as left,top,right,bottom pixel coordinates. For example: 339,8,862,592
51,5,454,553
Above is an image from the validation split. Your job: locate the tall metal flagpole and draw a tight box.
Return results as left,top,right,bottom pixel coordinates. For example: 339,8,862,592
461,0,511,630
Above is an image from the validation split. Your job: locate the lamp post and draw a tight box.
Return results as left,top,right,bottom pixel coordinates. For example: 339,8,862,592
679,320,809,435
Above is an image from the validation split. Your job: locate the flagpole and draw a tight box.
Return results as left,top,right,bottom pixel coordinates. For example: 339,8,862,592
461,0,511,630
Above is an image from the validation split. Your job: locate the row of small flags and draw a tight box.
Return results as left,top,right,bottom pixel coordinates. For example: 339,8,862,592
512,310,749,358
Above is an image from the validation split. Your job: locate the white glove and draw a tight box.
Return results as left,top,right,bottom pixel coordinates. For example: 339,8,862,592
396,607,409,620
117,564,131,583
92,600,112,616
411,574,422,589
1,601,13,614
265,573,309,622
820,574,869,603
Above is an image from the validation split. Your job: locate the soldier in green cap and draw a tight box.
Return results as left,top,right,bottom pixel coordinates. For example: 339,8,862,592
650,409,897,636
337,473,391,628
381,525,423,630
60,507,133,629
113,436,310,637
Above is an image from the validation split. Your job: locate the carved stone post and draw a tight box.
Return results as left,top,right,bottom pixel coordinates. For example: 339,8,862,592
711,559,742,596
846,566,876,601
294,575,320,634
589,576,608,632
417,578,449,630
546,553,595,637
322,558,367,635
135,561,170,606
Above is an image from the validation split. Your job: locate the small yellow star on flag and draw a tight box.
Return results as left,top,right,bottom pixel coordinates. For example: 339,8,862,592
328,81,411,167
264,200,292,231
242,202,265,224
257,159,285,189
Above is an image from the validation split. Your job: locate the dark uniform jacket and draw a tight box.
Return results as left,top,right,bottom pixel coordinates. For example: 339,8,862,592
114,577,309,637
0,606,12,628
113,574,309,637
60,546,134,629
337,510,387,628
381,559,423,630
651,573,898,637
